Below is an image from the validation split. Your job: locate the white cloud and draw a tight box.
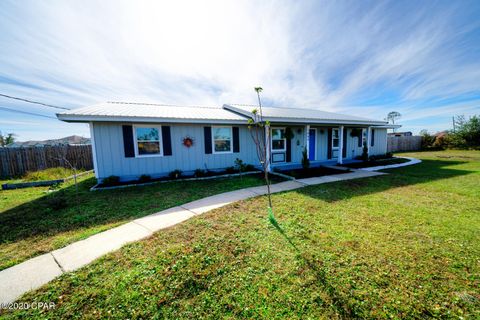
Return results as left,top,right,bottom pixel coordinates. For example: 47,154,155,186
0,0,479,140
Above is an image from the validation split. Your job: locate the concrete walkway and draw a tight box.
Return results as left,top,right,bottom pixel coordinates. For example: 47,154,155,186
359,156,422,171
0,170,387,304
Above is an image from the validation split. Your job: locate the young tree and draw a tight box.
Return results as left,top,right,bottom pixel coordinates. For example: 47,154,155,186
247,87,273,208
452,115,480,148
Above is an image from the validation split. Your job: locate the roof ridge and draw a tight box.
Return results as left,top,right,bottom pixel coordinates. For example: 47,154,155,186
106,101,220,109
229,103,339,113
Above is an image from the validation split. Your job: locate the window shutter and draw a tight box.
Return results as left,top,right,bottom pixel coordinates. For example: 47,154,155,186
122,125,135,158
327,128,332,159
162,126,172,156
232,127,240,153
358,130,363,147
204,126,212,154
286,133,291,162
371,129,375,147
342,128,347,158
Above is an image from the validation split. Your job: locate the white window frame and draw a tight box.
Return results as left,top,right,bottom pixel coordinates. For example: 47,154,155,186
212,125,233,154
332,128,340,150
133,124,163,158
271,127,287,152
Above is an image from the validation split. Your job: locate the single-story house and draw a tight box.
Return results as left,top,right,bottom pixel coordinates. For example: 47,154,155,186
57,102,397,182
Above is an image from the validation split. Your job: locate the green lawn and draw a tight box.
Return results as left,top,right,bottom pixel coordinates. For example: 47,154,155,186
0,173,283,271
2,150,480,319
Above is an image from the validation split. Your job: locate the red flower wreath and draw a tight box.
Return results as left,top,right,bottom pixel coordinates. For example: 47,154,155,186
182,136,194,148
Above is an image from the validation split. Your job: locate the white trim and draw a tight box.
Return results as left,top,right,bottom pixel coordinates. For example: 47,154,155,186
211,125,233,154
367,126,371,156
133,124,164,158
331,128,340,150
308,127,316,161
89,122,99,179
338,125,344,165
271,127,287,152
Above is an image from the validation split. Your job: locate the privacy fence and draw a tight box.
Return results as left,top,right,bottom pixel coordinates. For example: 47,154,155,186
387,136,422,153
0,145,93,178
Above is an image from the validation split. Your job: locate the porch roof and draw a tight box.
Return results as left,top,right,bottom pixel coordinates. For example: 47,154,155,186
223,104,387,126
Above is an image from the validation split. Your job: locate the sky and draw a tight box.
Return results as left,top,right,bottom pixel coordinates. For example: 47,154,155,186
0,0,479,141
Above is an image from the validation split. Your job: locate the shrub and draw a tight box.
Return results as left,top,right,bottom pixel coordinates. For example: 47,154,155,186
301,147,310,169
138,174,151,183
361,142,369,162
102,175,120,186
194,169,206,177
234,158,247,173
168,170,183,179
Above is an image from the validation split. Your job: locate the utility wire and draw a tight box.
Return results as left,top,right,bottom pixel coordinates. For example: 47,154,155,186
0,106,57,119
0,93,70,110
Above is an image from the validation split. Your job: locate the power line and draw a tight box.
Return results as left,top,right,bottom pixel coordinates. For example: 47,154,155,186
0,106,57,119
0,93,70,110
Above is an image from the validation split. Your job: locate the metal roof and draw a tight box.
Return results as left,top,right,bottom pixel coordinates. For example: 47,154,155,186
57,102,248,124
223,104,387,125
57,101,388,126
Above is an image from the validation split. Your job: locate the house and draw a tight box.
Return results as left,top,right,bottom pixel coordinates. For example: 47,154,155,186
57,102,396,182
388,131,412,137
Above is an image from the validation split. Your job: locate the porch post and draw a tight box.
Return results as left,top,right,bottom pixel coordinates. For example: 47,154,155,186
338,125,344,164
265,124,271,172
366,126,371,157
305,124,310,156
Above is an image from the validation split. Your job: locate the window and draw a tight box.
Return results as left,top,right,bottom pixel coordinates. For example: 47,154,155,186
212,126,232,153
271,128,286,151
332,128,339,149
134,126,162,156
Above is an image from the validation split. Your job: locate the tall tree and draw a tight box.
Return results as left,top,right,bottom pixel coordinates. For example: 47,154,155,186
386,111,401,132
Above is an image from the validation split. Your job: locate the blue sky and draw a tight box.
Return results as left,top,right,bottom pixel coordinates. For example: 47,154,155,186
0,0,479,141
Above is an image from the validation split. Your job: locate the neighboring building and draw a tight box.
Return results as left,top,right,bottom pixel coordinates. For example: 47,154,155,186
388,131,412,137
57,102,397,182
7,135,91,148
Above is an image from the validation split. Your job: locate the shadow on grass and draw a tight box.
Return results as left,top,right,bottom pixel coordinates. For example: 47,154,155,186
298,159,474,203
0,159,473,260
269,158,476,317
0,174,281,247
269,210,358,317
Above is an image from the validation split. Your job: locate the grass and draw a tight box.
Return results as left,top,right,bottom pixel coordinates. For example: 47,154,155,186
2,150,480,319
1,167,84,184
0,172,284,271
343,157,410,168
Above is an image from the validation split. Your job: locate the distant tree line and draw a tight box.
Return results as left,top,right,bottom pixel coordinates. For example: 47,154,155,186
420,115,480,150
0,131,15,147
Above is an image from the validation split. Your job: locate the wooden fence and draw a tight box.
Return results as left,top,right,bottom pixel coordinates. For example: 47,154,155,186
387,136,422,153
0,145,93,178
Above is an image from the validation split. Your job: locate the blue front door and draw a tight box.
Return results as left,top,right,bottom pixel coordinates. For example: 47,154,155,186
309,129,316,160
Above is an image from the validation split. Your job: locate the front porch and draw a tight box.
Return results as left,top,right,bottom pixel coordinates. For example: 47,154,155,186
265,124,380,171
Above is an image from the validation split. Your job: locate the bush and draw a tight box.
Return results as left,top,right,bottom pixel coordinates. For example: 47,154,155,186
138,174,151,183
102,175,120,186
234,158,247,173
168,170,183,179
361,142,369,162
301,147,310,169
194,169,206,177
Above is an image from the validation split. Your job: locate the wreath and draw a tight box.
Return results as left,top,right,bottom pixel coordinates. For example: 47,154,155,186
182,136,194,148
